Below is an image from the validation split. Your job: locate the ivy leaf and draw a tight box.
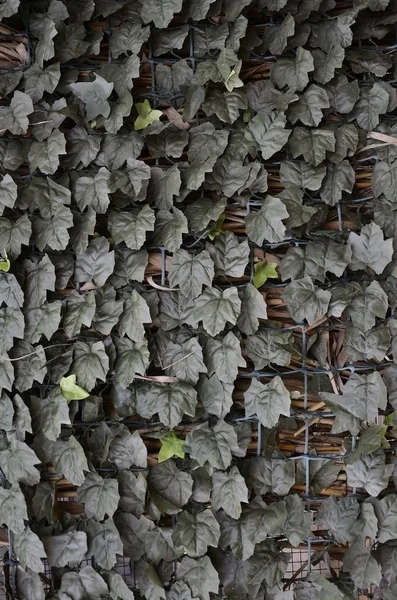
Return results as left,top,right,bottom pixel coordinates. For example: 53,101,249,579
114,337,150,387
343,543,381,589
109,205,156,251
119,290,151,342
159,432,185,462
0,355,14,393
74,167,111,213
163,338,206,385
0,438,40,486
100,53,140,96
351,83,389,130
168,249,214,299
206,232,249,278
348,222,393,274
24,300,62,345
69,74,113,120
148,460,193,515
77,472,120,520
135,99,163,130
320,160,355,205
245,457,295,496
283,276,331,325
144,381,197,428
198,374,234,419
23,63,60,103
60,566,109,598
153,207,189,253
295,573,346,600
288,84,330,127
72,340,109,391
103,569,135,600
193,287,241,336
0,390,13,430
108,428,147,469
0,213,31,260
63,290,95,338
28,129,67,174
149,164,181,210
237,283,267,336
11,340,46,392
262,13,295,55
321,371,387,423
316,496,359,543
141,0,183,27
0,91,33,135
284,495,313,547
271,47,314,92
185,420,239,470
93,284,123,335
244,376,290,428
0,484,28,534
205,332,246,384
177,556,219,600
86,518,123,570
0,307,24,353
246,195,288,245
43,530,87,567
326,74,360,114
19,176,71,219
0,174,17,215
109,22,150,59
289,127,335,166
14,526,47,573
245,111,291,160
184,123,229,190
253,261,278,288
51,435,89,486
32,482,55,524
31,388,71,441
60,374,90,401
346,450,393,497
212,466,249,519
173,509,220,558
75,237,115,287
104,91,133,133
23,254,55,308
0,0,20,18
313,45,345,84
346,281,388,332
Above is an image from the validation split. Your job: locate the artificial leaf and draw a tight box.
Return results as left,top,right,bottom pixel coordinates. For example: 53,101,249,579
246,195,289,245
168,249,214,298
159,432,185,462
77,471,120,520
244,376,291,428
193,287,240,336
173,509,220,558
348,222,393,274
212,466,249,519
185,420,239,470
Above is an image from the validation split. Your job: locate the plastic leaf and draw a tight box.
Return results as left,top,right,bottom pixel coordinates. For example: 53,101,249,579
60,374,90,401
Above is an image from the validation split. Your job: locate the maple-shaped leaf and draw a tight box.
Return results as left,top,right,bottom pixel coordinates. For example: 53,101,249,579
134,99,163,130
159,432,185,463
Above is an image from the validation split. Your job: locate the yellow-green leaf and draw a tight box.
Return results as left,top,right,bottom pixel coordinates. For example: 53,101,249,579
225,68,244,92
253,261,278,288
209,213,226,240
0,249,10,272
158,432,185,463
134,99,163,131
60,374,89,402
